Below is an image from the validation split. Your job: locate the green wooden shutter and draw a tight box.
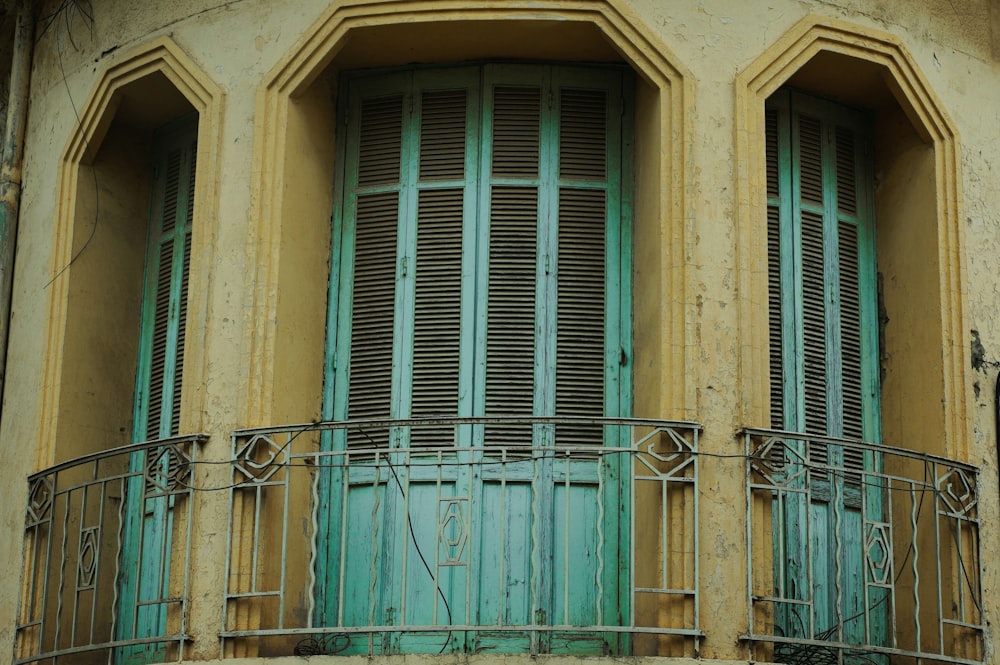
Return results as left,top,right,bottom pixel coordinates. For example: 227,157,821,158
322,66,631,654
344,93,404,449
137,127,195,441
117,117,197,665
765,89,883,653
484,84,541,446
556,88,608,448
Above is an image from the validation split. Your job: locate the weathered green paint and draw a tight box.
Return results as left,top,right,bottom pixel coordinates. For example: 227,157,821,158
117,116,197,665
767,89,883,654
319,64,633,655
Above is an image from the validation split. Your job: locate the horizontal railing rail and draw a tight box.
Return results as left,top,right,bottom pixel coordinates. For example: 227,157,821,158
742,428,984,665
223,416,702,657
14,434,207,664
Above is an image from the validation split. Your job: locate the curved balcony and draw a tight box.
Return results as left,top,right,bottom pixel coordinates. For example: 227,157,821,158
14,434,207,664
222,416,702,657
742,428,984,665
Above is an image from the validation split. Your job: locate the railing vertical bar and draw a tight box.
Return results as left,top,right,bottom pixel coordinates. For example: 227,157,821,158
833,463,843,645
54,489,70,653
661,464,669,593
775,478,786,601
399,447,412,628
222,434,237,651
910,484,921,652
744,431,754,660
464,442,472,633
630,430,637,639
110,477,126,654
887,476,897,649
180,442,195,658
499,447,507,624
934,460,945,656
368,452,381,628
250,483,263,594
90,478,107,646
433,448,443,627
157,482,171,633
563,450,570,626
595,440,604,628
278,434,292,629
308,452,320,630
804,441,815,639
337,451,350,627
692,427,700,652
955,509,965,623
71,478,85,648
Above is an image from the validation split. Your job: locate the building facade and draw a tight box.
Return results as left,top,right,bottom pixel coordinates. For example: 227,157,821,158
0,0,998,664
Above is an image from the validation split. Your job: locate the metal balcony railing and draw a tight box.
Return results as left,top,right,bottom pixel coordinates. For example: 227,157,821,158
742,428,984,665
223,417,702,657
14,434,206,664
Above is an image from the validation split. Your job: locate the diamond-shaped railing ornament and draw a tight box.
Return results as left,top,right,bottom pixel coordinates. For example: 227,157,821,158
145,444,192,494
77,527,99,588
750,437,807,488
234,434,284,483
438,499,468,565
634,427,696,478
937,467,977,517
865,523,892,586
26,476,54,525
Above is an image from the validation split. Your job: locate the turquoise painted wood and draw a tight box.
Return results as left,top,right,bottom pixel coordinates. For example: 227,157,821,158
319,64,632,655
116,117,197,665
766,90,883,659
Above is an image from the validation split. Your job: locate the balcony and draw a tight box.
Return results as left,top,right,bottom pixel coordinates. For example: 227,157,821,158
222,417,702,657
12,421,985,663
14,434,206,664
743,428,984,664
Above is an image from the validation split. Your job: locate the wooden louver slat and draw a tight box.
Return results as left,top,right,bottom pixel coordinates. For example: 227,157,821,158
836,127,857,216
419,89,467,181
160,149,182,235
410,188,464,446
800,208,827,437
767,206,784,430
839,221,866,479
171,143,196,437
358,95,403,187
556,188,606,447
559,89,607,181
485,186,538,446
146,240,173,439
798,116,823,206
348,192,400,448
765,109,784,430
141,129,196,444
492,86,540,178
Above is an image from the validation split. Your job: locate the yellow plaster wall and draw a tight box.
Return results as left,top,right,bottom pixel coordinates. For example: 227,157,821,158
1,1,999,663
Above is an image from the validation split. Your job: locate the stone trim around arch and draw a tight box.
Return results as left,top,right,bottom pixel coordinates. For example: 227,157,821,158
38,36,224,468
734,15,971,460
243,0,696,426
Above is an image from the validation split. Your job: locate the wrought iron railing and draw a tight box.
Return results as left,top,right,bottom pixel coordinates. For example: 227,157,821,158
742,428,984,665
14,434,206,664
223,417,702,657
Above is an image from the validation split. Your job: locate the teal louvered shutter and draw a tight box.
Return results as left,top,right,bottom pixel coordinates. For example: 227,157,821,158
117,117,197,665
321,66,631,655
765,90,884,653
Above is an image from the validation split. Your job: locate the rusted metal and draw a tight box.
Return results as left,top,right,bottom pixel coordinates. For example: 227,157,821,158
0,0,35,418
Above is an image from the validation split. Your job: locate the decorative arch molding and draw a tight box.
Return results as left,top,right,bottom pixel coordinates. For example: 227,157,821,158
38,36,224,468
734,16,970,459
244,0,696,425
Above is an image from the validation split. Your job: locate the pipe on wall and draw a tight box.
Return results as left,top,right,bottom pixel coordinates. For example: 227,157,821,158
0,0,36,418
